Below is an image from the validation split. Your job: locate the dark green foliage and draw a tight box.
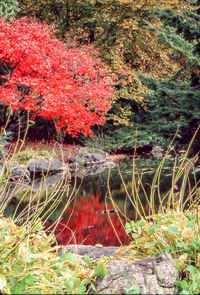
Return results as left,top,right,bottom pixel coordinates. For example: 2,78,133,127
151,6,200,41
138,77,200,144
0,0,19,18
136,2,200,148
84,125,167,152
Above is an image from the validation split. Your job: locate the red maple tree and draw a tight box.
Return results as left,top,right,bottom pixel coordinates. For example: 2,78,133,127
0,17,113,136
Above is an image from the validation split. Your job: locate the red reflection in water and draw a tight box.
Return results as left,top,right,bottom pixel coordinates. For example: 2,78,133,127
54,195,130,246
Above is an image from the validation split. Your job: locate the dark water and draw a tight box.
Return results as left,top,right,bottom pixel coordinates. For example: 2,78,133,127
52,159,170,246
4,158,198,246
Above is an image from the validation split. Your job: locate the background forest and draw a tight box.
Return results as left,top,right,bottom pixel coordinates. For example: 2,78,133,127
0,0,200,152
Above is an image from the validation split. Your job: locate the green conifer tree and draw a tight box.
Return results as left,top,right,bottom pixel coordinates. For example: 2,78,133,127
137,1,200,148
0,0,19,18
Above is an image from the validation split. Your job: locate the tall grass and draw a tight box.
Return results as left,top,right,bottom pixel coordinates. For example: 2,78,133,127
106,126,199,227
105,126,200,293
0,120,85,248
0,125,106,294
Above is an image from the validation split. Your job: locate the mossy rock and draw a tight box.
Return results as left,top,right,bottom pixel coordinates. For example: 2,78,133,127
13,148,56,166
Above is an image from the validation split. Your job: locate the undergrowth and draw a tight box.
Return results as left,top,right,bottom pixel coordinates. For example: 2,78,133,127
0,217,107,294
107,126,200,294
123,208,200,294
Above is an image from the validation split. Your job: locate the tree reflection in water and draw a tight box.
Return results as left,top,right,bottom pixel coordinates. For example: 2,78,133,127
54,195,130,246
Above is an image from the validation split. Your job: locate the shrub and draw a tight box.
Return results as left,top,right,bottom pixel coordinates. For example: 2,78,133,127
0,17,113,137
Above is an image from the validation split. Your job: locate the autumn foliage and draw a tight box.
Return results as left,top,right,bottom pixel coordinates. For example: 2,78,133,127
0,17,113,136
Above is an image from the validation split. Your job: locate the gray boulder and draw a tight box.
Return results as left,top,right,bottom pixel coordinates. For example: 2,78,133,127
69,148,116,177
69,148,107,166
10,165,31,184
96,253,178,294
28,158,68,175
58,245,119,259
72,161,116,178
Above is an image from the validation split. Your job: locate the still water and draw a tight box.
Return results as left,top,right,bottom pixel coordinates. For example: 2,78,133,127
50,159,173,246
4,158,197,246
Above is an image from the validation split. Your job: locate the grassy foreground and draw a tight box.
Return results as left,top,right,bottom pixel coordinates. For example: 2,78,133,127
124,208,200,294
0,217,108,294
1,209,200,294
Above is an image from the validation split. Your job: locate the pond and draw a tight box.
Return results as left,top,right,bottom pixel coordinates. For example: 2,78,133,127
4,157,198,246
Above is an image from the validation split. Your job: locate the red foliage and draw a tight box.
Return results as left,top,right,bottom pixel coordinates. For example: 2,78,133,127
54,195,130,246
0,18,113,136
179,59,187,67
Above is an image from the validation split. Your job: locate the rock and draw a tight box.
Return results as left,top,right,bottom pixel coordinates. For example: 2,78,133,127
28,158,68,175
59,245,178,294
69,148,107,166
69,148,116,177
151,145,164,159
71,161,116,178
58,245,119,259
96,253,178,294
10,165,31,184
